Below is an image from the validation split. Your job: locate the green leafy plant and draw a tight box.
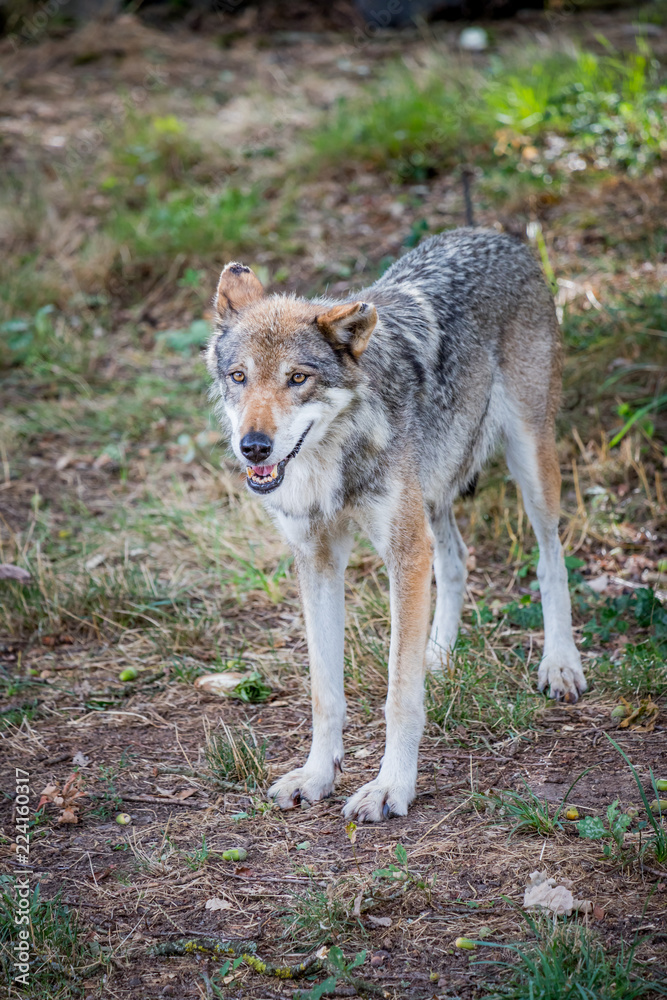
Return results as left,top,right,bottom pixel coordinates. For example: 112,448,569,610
210,956,245,996
88,761,125,819
295,948,367,1000
156,319,210,356
372,843,436,904
503,598,544,630
0,304,55,367
576,801,633,858
232,671,272,704
582,588,667,651
183,835,212,871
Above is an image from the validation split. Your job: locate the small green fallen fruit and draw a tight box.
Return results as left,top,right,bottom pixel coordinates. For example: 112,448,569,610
222,848,247,862
119,667,138,682
656,779,667,792
296,841,310,850
610,705,627,719
455,938,476,950
649,799,667,813
565,807,580,821
116,813,131,825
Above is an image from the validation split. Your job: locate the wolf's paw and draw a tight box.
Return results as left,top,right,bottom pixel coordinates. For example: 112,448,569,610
342,777,413,823
267,767,335,810
538,650,587,703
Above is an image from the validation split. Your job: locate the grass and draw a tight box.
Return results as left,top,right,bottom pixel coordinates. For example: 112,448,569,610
473,771,589,839
474,914,667,1000
204,721,268,791
425,631,542,742
0,875,106,996
282,878,365,948
88,759,129,820
591,643,667,700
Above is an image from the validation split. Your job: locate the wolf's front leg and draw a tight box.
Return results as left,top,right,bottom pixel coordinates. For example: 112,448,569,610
344,485,434,822
268,524,353,810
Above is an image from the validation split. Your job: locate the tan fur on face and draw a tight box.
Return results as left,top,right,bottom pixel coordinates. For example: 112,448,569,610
239,388,283,440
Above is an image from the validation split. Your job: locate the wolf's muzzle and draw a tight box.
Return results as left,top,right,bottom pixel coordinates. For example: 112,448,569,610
245,423,313,495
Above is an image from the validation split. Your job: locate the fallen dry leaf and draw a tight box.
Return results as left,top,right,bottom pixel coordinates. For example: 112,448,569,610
619,698,659,732
205,897,232,912
37,783,59,809
523,871,592,916
38,773,87,824
194,672,252,696
88,865,117,882
0,564,31,582
586,573,610,593
85,553,106,570
58,808,79,824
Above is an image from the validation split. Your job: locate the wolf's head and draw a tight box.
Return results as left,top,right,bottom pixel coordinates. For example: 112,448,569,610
206,263,378,496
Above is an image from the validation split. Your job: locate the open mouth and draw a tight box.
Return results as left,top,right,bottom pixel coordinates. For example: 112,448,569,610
245,424,312,494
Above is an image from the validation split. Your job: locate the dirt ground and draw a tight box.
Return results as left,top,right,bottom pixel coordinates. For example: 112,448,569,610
1,4,666,999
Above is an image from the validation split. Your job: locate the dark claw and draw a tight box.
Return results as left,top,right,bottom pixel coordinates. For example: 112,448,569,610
382,801,392,819
291,790,301,806
564,691,578,704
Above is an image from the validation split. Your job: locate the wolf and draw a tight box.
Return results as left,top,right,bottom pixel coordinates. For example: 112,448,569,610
206,228,586,822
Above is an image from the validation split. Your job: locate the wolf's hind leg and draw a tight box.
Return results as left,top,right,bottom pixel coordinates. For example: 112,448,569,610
425,506,467,671
504,422,586,702
267,523,353,809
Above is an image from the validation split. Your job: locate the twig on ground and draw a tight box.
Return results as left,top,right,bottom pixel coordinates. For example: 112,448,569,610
151,939,383,993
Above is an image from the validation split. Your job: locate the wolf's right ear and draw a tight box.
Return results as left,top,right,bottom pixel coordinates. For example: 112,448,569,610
215,262,264,319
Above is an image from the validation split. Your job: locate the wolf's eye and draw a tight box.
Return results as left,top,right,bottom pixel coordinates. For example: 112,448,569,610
230,371,246,384
290,373,308,385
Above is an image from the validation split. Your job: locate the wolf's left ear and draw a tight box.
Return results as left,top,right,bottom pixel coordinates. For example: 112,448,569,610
215,262,265,319
316,301,378,358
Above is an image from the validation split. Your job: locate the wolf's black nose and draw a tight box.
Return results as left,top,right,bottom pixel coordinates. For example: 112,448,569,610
240,432,273,463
